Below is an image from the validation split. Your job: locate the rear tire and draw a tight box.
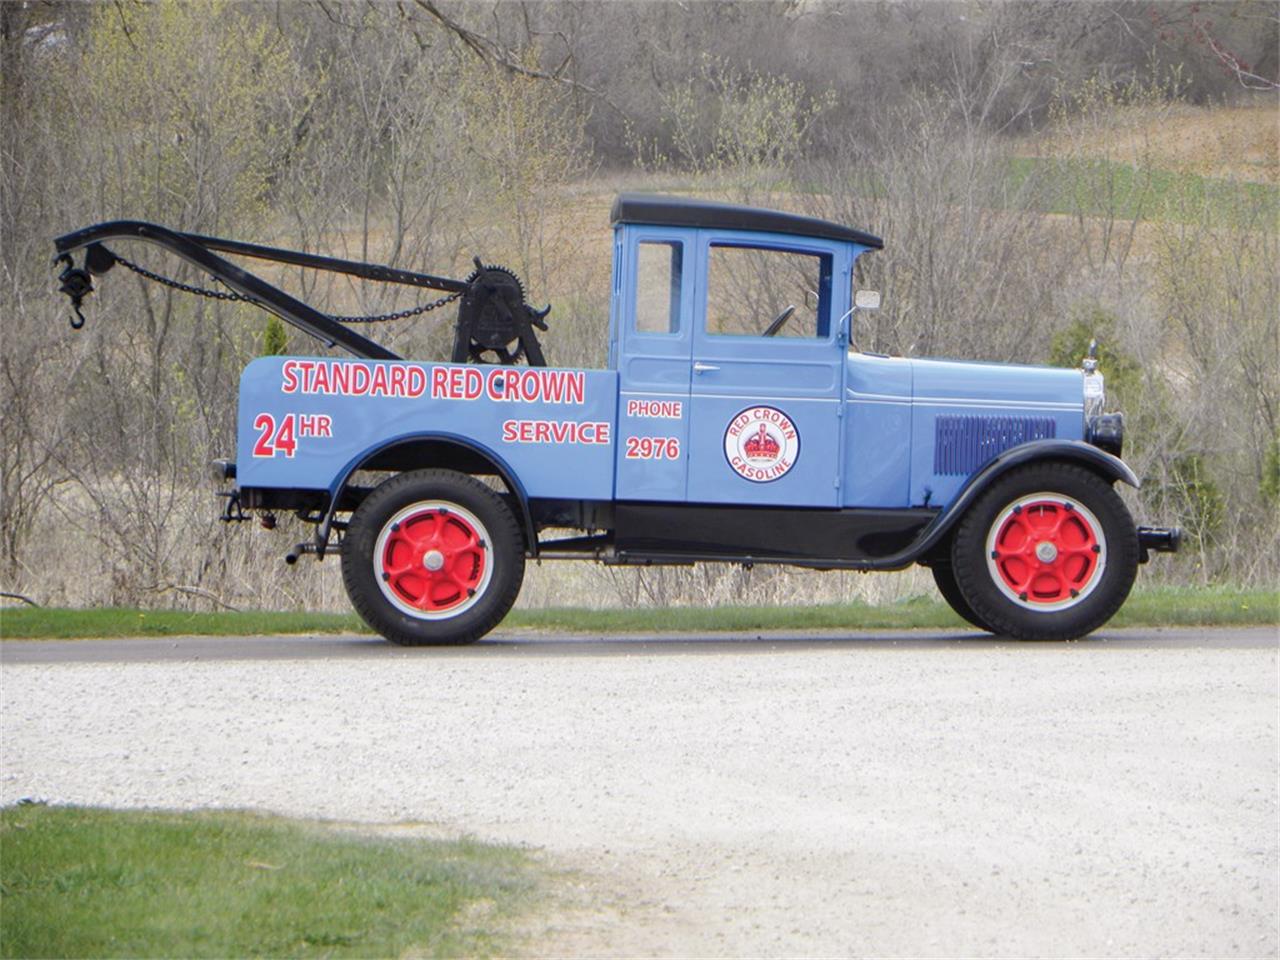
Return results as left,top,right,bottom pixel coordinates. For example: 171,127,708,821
951,463,1138,640
341,469,525,645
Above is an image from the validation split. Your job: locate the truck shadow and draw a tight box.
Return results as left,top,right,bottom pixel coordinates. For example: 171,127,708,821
474,627,1275,656
2,627,1272,665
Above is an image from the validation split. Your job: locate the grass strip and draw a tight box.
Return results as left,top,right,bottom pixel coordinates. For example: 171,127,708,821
1007,156,1280,228
1,587,1274,640
0,805,535,959
0,607,371,640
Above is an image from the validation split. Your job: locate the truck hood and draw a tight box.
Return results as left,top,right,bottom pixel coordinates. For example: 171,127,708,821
908,356,1084,411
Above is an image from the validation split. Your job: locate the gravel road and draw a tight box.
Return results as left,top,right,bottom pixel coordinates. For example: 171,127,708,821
3,626,1276,957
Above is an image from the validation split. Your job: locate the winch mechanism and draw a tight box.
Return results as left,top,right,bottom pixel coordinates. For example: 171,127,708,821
53,221,549,366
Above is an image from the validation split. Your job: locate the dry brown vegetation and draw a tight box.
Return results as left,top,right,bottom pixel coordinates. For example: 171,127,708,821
2,1,1276,612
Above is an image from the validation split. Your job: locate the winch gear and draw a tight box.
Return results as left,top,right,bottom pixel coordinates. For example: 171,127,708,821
452,259,550,366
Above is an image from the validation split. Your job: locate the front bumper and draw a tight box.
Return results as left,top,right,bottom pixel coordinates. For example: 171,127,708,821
1137,525,1182,563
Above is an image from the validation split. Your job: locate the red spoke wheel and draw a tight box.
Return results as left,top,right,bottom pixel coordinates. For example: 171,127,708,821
341,469,525,645
951,463,1138,641
375,502,492,619
985,494,1105,611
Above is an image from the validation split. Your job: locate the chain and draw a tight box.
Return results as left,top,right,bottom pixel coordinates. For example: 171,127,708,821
329,290,462,323
114,254,462,322
115,254,255,302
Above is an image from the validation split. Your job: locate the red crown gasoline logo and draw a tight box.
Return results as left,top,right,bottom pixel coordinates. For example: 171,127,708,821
723,406,800,483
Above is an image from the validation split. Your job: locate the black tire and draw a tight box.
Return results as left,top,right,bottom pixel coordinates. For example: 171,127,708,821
951,463,1138,641
930,562,995,633
341,469,525,645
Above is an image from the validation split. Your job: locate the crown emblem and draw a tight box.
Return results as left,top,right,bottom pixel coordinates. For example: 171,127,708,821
742,423,781,460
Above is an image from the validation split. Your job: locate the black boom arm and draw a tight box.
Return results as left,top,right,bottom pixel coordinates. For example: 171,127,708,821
54,221,551,365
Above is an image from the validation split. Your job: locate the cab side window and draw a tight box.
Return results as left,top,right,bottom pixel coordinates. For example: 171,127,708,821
635,241,683,334
705,244,831,339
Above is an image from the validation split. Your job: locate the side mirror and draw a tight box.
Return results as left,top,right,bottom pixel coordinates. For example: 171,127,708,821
854,290,880,311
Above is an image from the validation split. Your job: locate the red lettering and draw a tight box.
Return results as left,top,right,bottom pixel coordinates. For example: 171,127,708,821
389,365,406,397
253,413,275,457
331,363,350,395
502,420,517,442
351,363,370,395
464,367,483,400
567,372,585,405
294,360,315,392
520,370,541,403
486,369,505,401
317,415,332,437
281,361,299,394
543,371,564,404
370,365,389,397
274,414,297,457
407,365,426,398
431,367,449,399
312,362,329,394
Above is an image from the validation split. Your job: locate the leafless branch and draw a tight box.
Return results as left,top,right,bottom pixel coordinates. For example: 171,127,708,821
407,0,627,118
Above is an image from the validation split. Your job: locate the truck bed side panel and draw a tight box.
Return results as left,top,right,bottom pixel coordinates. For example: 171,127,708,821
236,357,618,501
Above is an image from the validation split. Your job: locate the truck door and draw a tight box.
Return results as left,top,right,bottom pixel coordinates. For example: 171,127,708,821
685,233,849,507
614,228,694,501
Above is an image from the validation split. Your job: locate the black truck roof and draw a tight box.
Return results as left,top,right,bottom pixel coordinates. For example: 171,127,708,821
610,193,884,249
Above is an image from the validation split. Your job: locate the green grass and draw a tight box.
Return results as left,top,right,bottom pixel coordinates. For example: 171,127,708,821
800,157,1278,229
1008,156,1279,228
0,805,535,959
0,606,371,640
2,586,1274,639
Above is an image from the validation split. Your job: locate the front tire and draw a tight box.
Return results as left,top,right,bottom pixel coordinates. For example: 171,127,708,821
951,463,1138,640
341,469,525,645
930,562,995,633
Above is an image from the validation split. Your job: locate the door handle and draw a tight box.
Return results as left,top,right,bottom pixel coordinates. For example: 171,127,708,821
693,361,720,374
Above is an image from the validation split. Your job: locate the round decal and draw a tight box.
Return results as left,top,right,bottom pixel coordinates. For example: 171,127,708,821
723,406,801,483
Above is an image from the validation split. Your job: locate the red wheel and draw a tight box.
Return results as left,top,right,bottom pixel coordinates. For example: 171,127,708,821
985,494,1105,611
342,470,524,645
952,463,1138,640
374,502,493,619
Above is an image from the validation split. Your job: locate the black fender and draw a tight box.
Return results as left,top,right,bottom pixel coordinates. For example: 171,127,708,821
315,432,537,558
905,440,1138,566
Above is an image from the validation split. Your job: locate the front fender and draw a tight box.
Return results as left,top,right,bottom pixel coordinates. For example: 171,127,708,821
908,440,1138,563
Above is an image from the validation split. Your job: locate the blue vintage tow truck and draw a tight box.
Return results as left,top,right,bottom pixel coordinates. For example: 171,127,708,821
54,195,1180,643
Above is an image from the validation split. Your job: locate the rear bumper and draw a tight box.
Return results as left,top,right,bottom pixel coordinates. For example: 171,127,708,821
1137,525,1182,563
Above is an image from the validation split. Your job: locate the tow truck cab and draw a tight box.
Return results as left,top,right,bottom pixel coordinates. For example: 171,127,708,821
603,194,1096,564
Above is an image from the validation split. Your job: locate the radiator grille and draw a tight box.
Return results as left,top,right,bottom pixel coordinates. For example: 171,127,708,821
933,415,1056,475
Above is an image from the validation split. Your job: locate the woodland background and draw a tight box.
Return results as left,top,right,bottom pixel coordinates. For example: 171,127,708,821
2,0,1277,612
